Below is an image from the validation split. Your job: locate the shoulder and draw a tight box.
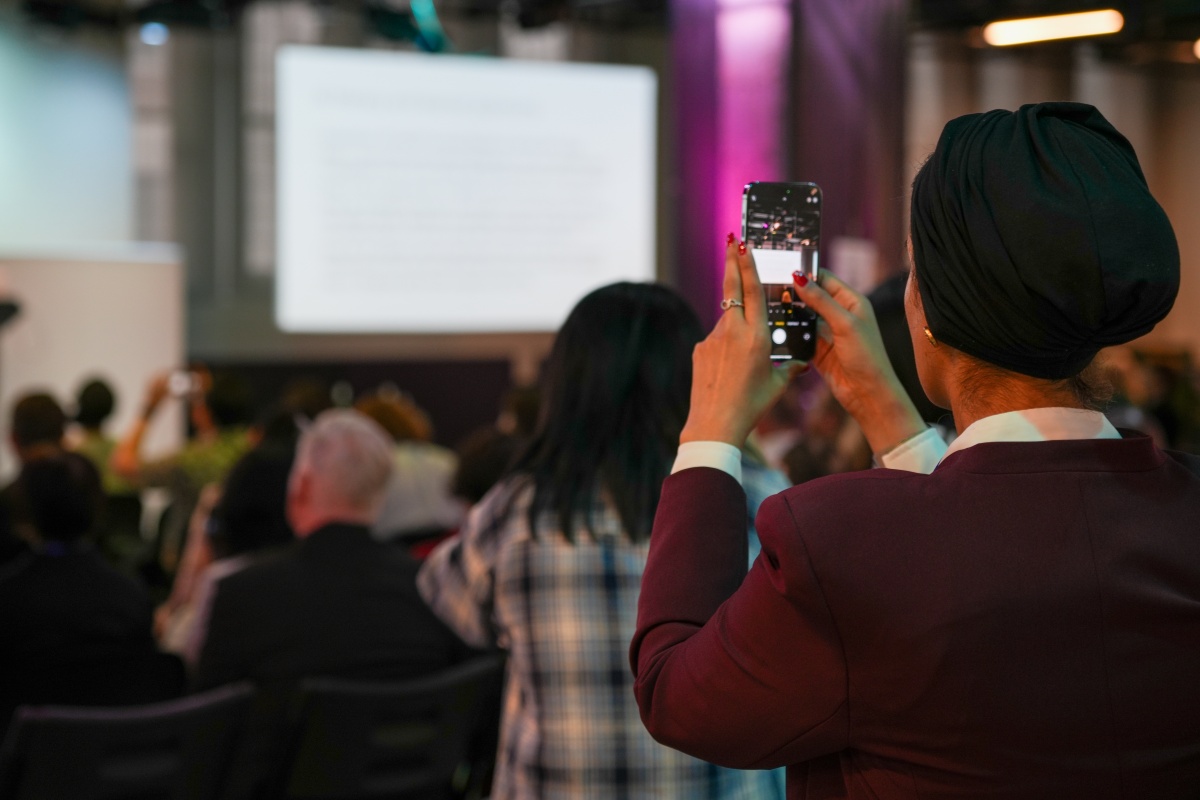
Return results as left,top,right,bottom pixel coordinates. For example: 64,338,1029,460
1163,448,1200,478
754,468,930,551
464,475,534,543
212,545,298,599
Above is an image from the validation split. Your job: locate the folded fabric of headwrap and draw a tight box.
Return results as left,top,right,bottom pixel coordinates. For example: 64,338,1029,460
910,101,1179,380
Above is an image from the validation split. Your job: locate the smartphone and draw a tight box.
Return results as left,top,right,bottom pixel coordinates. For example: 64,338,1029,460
167,370,201,398
742,182,821,362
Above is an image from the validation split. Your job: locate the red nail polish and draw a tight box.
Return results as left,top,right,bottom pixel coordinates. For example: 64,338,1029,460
738,241,747,255
726,232,736,245
793,271,808,287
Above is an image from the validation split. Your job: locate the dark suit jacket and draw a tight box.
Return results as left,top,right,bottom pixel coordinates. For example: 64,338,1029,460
632,435,1200,799
0,543,170,728
196,522,473,690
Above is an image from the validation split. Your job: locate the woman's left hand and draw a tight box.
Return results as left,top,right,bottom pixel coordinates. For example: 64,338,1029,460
679,236,807,447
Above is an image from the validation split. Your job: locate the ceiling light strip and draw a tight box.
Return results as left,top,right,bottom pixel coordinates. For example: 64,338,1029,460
982,9,1125,47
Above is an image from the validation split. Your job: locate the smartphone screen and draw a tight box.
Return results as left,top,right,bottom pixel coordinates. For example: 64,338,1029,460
742,182,821,362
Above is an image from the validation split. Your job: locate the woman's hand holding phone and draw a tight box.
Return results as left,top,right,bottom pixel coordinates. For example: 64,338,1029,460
791,270,928,456
679,237,807,448
680,234,928,456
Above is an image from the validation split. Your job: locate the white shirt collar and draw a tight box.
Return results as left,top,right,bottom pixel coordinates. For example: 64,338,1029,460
942,407,1121,463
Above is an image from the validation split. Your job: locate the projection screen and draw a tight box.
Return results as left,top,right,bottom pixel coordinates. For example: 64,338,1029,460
276,46,658,333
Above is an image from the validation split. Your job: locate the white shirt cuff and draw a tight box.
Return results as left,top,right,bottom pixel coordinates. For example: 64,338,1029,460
672,441,743,484
878,427,946,474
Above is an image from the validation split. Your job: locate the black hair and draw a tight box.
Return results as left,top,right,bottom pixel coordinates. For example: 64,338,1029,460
208,446,295,559
956,356,1112,414
17,453,103,543
508,282,703,543
206,373,256,429
75,378,116,429
11,393,66,449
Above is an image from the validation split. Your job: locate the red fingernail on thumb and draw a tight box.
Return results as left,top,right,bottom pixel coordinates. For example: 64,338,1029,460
726,232,736,245
793,271,808,287
738,241,747,255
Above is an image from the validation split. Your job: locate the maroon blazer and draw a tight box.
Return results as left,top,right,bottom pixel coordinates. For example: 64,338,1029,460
631,434,1200,799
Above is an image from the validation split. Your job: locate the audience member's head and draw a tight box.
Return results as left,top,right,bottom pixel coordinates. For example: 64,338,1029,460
206,373,256,430
209,447,295,559
74,378,117,432
16,453,102,544
498,386,540,437
11,393,67,462
512,282,703,541
279,377,333,422
286,410,394,536
453,427,521,505
355,393,433,443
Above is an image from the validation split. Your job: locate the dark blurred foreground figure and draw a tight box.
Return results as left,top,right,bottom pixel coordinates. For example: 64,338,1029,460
632,103,1200,798
420,283,786,799
0,454,178,731
196,409,473,690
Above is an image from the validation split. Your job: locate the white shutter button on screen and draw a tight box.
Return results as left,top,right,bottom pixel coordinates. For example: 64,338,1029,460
772,328,788,345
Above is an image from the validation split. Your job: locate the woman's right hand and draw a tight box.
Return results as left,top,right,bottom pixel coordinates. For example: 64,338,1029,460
792,271,928,456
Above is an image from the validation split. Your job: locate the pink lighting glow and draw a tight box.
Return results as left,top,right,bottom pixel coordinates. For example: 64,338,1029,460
716,2,791,242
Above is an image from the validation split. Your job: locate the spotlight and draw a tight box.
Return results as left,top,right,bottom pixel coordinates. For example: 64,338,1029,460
139,21,170,44
1194,37,1200,60
982,9,1124,47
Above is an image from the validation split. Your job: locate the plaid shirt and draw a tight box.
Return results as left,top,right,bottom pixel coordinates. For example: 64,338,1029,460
418,457,788,800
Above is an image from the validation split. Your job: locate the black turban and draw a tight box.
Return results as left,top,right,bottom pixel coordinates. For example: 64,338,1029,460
910,102,1179,380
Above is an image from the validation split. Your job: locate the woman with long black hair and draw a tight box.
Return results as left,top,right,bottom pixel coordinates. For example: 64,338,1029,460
418,281,787,799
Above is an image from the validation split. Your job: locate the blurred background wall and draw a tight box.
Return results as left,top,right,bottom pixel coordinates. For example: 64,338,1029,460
2,0,1200,442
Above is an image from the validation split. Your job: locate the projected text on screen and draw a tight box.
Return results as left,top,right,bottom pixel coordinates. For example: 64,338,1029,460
276,47,658,333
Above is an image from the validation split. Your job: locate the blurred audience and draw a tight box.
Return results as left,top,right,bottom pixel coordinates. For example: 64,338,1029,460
0,454,177,730
69,377,134,495
452,385,541,506
0,393,69,565
112,369,255,577
356,391,465,543
158,446,297,668
196,409,474,691
68,377,147,573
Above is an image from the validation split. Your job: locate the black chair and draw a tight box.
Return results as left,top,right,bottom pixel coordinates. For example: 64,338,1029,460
275,655,505,800
0,650,187,736
0,682,254,800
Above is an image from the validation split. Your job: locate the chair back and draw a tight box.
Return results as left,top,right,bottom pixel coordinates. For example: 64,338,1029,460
0,682,254,800
278,655,505,800
0,650,187,736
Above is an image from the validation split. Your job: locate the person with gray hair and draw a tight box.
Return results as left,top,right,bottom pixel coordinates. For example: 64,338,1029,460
195,409,474,691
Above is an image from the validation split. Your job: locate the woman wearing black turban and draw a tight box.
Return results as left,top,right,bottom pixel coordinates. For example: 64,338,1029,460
632,103,1200,798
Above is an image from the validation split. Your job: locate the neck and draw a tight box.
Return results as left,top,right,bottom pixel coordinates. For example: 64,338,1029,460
945,362,1085,435
292,510,374,538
